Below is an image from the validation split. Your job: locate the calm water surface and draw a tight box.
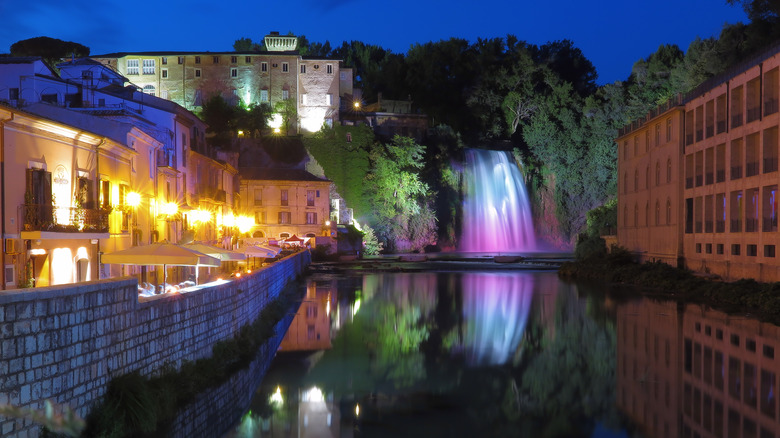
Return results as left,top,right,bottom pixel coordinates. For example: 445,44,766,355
223,268,780,438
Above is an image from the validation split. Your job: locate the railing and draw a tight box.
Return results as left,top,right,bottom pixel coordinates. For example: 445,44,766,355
686,177,694,189
747,107,761,123
21,204,109,233
763,217,778,232
747,162,760,177
717,120,727,134
705,172,714,185
746,218,759,232
766,99,779,115
732,114,743,128
731,166,743,179
716,169,726,183
765,157,778,173
705,220,713,233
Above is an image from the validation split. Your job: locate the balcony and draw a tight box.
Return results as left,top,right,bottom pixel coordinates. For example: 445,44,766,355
21,204,109,239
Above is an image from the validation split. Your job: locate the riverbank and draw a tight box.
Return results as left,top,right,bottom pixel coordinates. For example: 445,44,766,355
558,249,780,326
310,253,571,274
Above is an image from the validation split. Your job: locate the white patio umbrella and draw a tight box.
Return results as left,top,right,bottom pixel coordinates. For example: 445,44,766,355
101,240,220,284
183,242,246,261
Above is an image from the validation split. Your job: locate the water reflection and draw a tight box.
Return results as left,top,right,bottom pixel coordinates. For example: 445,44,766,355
616,299,780,437
226,270,628,438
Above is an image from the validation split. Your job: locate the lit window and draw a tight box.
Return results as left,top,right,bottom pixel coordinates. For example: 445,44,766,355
282,89,289,100
161,57,168,65
126,59,139,75
326,94,333,106
142,59,155,75
301,93,307,105
260,89,268,102
143,85,155,96
306,212,317,224
161,69,168,79
278,211,291,224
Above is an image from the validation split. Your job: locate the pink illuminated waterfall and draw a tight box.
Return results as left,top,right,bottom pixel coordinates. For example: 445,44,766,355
461,149,535,252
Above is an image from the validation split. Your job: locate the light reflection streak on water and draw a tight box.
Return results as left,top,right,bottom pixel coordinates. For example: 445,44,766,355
462,273,533,366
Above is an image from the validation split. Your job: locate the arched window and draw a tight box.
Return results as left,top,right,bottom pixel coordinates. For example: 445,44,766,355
634,170,639,191
143,85,156,96
634,204,638,227
666,199,672,224
252,230,265,238
667,158,673,183
280,232,290,239
655,201,661,225
645,202,649,226
646,166,650,189
656,162,661,186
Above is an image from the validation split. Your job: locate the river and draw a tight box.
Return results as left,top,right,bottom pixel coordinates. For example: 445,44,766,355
220,267,780,438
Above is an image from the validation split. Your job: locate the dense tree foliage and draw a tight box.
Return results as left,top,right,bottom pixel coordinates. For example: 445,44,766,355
10,36,89,70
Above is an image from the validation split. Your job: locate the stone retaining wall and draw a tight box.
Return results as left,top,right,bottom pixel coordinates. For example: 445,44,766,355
0,250,311,437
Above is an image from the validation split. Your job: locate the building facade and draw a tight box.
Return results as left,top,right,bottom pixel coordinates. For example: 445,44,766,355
239,168,330,242
90,33,352,135
617,42,780,282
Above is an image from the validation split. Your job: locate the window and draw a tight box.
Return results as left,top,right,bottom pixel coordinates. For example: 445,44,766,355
142,59,155,74
178,56,184,64
282,62,288,72
306,212,318,224
254,211,266,224
281,189,288,206
231,56,237,63
126,59,139,75
301,93,307,105
245,56,251,63
161,69,168,79
261,62,267,72
161,90,168,99
230,68,237,78
748,244,758,256
278,211,291,224
326,64,333,74
301,64,306,73
9,88,19,100
732,244,741,255
161,57,168,65
254,189,262,206
195,56,201,64
326,94,333,106
142,85,155,96
213,56,219,64
282,89,289,100
195,69,201,78
307,190,315,206
260,89,268,102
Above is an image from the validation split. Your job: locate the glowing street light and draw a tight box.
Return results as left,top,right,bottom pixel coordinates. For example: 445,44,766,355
126,191,141,207
192,209,212,224
162,202,178,216
236,215,254,233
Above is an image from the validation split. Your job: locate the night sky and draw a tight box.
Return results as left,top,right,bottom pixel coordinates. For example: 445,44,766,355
0,0,747,85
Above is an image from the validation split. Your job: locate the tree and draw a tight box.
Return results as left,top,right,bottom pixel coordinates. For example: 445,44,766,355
364,136,437,252
233,37,259,52
10,37,89,69
199,94,237,149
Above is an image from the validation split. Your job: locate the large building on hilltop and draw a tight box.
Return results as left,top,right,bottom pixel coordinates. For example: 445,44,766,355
617,41,780,282
90,32,353,135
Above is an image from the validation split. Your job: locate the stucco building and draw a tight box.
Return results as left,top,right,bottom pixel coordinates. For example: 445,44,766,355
238,168,330,242
617,42,780,282
90,33,353,135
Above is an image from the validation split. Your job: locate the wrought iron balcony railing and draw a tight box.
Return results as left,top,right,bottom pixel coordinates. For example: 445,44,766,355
21,204,109,233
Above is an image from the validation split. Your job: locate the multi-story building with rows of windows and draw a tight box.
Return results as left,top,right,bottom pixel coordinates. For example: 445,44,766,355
618,42,780,282
90,32,353,135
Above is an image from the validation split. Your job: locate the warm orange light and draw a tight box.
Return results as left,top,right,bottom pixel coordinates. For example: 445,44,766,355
126,192,141,207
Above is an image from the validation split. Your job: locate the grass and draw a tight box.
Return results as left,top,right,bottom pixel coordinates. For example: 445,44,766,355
559,248,780,325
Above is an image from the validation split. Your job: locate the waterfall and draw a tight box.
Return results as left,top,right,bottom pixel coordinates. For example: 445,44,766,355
461,149,536,252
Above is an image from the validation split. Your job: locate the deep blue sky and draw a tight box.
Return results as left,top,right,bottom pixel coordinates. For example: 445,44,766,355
0,0,747,85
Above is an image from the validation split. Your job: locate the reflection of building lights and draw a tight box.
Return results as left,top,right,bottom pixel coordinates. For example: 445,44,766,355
247,269,252,274
326,300,330,316
223,213,235,227
270,386,283,405
355,404,360,417
352,299,361,318
303,387,324,403
126,192,141,207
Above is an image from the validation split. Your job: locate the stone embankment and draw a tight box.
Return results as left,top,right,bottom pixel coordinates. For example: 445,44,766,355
0,250,310,437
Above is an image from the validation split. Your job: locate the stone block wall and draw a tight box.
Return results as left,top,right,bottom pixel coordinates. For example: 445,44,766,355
0,250,310,437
